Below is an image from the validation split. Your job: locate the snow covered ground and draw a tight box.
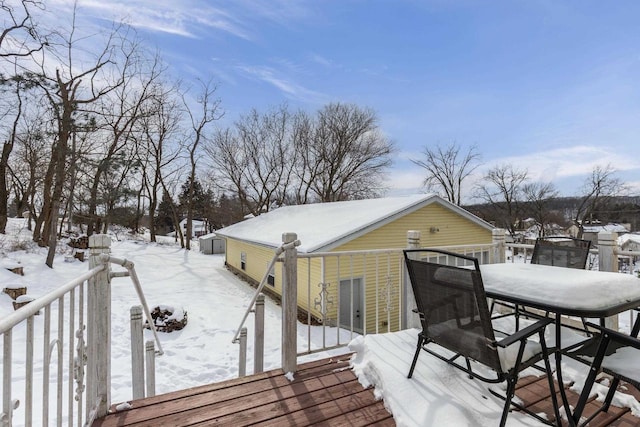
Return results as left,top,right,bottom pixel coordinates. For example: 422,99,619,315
2,218,640,426
1,220,349,425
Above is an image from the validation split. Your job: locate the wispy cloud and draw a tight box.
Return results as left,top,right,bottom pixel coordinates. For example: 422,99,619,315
48,0,251,39
236,65,327,103
308,53,335,69
482,145,640,182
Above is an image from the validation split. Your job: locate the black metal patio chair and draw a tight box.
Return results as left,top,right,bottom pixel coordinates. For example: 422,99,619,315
572,322,640,426
496,236,593,332
404,249,561,427
531,236,592,269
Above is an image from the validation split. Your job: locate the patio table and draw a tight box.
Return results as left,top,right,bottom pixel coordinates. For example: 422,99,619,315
480,263,640,427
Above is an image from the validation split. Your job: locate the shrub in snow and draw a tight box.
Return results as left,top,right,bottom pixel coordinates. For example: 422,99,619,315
145,305,188,332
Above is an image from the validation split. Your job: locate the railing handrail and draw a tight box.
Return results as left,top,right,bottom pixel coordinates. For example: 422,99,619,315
232,238,301,344
0,265,105,333
616,248,640,257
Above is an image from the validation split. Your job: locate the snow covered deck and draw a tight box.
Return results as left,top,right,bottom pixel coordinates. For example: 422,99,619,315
93,348,640,427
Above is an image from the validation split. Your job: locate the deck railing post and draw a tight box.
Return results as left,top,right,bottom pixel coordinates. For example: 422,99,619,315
598,231,619,330
598,231,618,273
238,327,247,377
254,293,265,374
130,305,145,399
87,235,111,419
492,228,506,264
145,341,156,397
404,231,421,329
282,232,298,374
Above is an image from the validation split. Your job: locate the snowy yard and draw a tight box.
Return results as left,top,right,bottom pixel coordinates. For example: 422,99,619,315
0,222,349,425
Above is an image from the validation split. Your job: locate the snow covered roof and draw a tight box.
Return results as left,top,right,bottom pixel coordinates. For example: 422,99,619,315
198,232,220,240
215,194,494,253
583,223,629,233
618,233,640,246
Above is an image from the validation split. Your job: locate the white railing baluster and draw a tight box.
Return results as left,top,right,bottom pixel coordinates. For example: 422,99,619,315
57,296,64,427
43,304,51,425
26,315,34,427
78,281,85,427
145,341,155,397
130,306,145,400
363,254,367,335
254,294,265,374
238,328,247,377
2,330,12,427
67,289,75,427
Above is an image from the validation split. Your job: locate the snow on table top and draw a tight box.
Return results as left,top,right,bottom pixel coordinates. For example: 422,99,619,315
480,263,640,312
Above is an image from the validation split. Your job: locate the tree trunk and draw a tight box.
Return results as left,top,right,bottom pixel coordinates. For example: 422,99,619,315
0,141,12,234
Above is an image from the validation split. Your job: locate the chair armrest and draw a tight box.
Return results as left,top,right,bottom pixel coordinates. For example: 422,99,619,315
496,317,553,348
584,321,640,350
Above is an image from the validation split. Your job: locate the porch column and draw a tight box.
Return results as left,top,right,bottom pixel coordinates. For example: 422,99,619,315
598,231,619,330
492,228,506,264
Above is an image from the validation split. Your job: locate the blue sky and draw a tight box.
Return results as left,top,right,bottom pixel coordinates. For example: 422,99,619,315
47,0,640,198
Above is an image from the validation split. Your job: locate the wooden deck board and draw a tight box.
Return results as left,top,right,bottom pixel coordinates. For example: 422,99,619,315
95,356,640,427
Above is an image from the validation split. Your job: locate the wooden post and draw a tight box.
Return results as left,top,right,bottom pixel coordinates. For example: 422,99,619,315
130,306,145,400
598,231,619,330
87,234,111,418
145,341,156,397
492,228,506,264
598,231,618,273
282,232,298,375
404,231,421,329
238,327,247,377
254,293,265,374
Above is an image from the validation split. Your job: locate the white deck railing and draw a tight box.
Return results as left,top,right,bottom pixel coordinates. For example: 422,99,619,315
1,235,161,427
1,266,104,427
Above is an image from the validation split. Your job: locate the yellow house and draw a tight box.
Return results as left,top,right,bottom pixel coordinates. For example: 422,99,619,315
215,194,494,333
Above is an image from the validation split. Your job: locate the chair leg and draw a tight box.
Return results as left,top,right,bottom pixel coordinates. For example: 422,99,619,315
408,334,425,379
573,335,610,424
601,377,619,412
541,348,561,425
500,377,517,427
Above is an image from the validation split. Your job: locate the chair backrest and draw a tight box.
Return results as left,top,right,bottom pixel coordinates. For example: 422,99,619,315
404,248,502,373
530,237,591,269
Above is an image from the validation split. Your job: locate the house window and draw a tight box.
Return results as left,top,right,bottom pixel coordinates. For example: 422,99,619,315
240,252,246,271
267,265,275,286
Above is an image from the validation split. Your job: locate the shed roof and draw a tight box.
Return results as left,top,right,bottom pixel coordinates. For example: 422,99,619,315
215,194,493,253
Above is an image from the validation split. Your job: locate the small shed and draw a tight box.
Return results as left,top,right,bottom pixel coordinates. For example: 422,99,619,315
198,233,225,254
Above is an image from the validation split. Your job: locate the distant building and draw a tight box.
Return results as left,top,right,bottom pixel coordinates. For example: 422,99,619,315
198,233,225,254
580,223,629,246
178,219,208,238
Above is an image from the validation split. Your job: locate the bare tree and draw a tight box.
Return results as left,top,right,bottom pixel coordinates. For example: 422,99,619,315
182,79,222,249
411,143,481,205
0,0,45,59
474,164,528,236
0,0,46,232
572,164,627,237
85,38,161,235
31,14,132,267
522,181,558,237
207,104,296,216
297,103,394,202
137,80,182,242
